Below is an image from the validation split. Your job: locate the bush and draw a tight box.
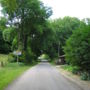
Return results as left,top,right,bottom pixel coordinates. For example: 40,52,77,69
8,53,16,62
81,72,90,81
19,48,36,64
61,65,80,74
64,26,90,71
61,65,74,72
72,66,80,74
0,30,11,54
19,51,26,62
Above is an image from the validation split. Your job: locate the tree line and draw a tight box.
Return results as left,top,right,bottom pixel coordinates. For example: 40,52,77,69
0,0,90,75
50,17,90,72
0,0,52,63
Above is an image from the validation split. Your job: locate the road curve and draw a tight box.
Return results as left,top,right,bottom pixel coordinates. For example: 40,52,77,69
5,62,82,90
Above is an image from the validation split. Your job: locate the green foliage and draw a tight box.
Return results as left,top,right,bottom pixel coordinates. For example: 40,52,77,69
0,17,7,30
64,26,90,71
50,17,82,55
3,27,16,42
71,67,80,74
19,52,26,62
0,0,17,19
29,21,55,58
43,54,50,60
61,65,79,72
0,17,12,53
81,72,90,81
0,30,11,53
1,0,52,57
39,54,50,60
24,51,34,63
61,65,80,74
11,37,18,50
25,48,36,63
30,17,86,59
8,53,16,62
1,0,90,73
19,47,36,64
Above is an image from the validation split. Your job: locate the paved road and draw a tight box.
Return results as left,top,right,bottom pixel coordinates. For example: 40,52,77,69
5,62,82,90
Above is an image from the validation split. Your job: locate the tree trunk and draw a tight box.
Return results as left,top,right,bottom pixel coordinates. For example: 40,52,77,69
23,35,28,51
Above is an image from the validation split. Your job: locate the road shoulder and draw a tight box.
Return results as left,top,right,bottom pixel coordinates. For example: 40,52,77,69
56,65,90,90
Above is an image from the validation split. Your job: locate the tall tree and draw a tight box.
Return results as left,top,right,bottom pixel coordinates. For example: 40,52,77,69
1,0,52,51
50,17,83,56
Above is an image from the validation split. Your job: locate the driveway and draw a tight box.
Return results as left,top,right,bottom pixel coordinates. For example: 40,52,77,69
5,62,82,90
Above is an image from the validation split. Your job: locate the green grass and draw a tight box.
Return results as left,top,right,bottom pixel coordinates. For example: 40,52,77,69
0,63,30,90
61,65,80,74
0,54,8,62
61,65,74,72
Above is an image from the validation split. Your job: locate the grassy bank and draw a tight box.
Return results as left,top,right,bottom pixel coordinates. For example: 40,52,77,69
0,63,30,90
61,65,77,72
61,65,90,81
0,54,8,61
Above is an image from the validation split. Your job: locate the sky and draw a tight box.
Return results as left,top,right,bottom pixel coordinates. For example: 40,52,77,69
0,6,3,17
40,0,90,19
0,0,90,19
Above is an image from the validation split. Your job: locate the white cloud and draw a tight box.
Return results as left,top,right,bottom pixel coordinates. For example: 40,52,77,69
40,0,90,19
0,0,90,19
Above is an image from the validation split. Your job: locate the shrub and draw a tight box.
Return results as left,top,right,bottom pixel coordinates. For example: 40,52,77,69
8,53,16,62
64,26,90,71
72,66,80,74
81,72,90,81
19,48,36,64
62,65,80,74
19,51,26,62
61,65,74,72
0,30,11,54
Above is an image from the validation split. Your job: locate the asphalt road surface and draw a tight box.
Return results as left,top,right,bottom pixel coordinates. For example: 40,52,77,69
5,62,82,90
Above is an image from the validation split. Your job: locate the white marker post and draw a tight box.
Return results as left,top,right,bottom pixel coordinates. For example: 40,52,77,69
13,51,22,64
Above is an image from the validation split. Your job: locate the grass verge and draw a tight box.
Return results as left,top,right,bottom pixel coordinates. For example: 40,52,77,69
0,63,31,90
61,65,75,72
0,54,8,62
61,65,80,74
